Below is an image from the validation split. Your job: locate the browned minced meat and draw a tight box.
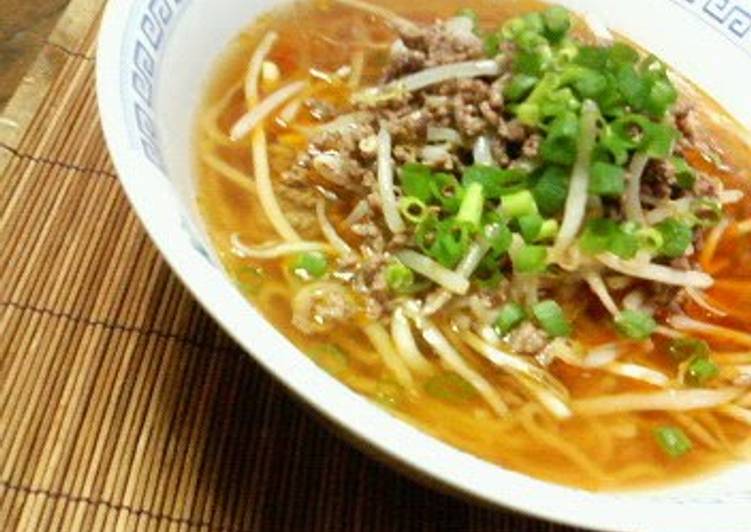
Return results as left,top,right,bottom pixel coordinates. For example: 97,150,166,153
385,19,485,80
506,321,549,355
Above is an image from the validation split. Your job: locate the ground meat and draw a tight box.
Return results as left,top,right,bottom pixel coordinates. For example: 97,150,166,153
387,108,431,142
507,321,549,355
694,173,722,197
453,93,489,137
498,118,528,143
521,133,542,159
675,105,699,143
385,39,427,80
390,18,484,74
306,98,337,121
291,282,356,335
642,159,678,199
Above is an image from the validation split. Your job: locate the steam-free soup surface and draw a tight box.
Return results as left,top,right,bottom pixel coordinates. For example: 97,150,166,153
197,0,751,490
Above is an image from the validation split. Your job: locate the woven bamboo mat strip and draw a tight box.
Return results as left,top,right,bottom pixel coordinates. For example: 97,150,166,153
0,1,583,530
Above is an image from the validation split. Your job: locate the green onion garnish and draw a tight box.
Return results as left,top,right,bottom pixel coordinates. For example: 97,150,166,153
456,182,485,227
532,300,571,337
385,260,415,293
399,196,429,224
532,165,569,216
672,156,696,190
686,356,719,387
400,163,433,202
654,426,692,458
463,165,527,199
668,338,710,361
536,219,560,242
429,172,464,213
494,302,527,335
512,244,548,274
293,252,328,279
588,161,626,197
540,111,579,165
542,6,571,42
504,74,540,102
614,309,656,340
502,190,539,218
656,218,693,258
518,213,544,243
690,198,723,228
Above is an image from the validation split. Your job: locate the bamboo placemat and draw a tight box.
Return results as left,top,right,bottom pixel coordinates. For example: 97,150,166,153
0,1,584,530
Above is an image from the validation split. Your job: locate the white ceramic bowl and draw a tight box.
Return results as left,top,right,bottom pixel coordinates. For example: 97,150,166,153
96,1,751,530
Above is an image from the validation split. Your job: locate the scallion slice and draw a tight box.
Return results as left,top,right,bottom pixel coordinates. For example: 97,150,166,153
532,300,571,337
654,426,692,458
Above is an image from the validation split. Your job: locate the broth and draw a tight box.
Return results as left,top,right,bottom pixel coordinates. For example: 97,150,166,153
197,0,751,490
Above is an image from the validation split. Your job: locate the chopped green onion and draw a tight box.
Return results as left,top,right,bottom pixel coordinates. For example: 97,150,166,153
690,198,723,228
636,227,665,253
614,309,656,340
292,252,328,279
668,338,710,361
430,219,475,268
542,6,571,42
642,121,679,157
532,300,572,337
532,165,569,216
608,227,640,260
571,68,608,99
514,49,548,76
474,255,504,288
608,42,640,67
399,196,429,224
537,219,559,242
645,78,678,117
502,190,539,218
579,218,618,255
518,213,544,243
656,218,693,258
494,302,527,335
430,172,464,213
672,156,696,189
516,30,548,51
686,355,719,387
615,64,649,109
588,161,626,197
512,244,548,273
576,46,609,70
400,163,433,202
385,260,415,293
540,111,580,166
456,182,485,228
463,165,528,199
579,219,640,259
504,74,540,102
502,16,528,39
522,11,546,34
654,426,692,458
483,32,502,57
486,222,513,258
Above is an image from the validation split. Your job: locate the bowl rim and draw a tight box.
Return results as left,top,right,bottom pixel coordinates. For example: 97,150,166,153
95,1,751,530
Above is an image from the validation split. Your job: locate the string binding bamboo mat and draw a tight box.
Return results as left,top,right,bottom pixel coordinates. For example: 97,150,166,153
0,0,583,530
